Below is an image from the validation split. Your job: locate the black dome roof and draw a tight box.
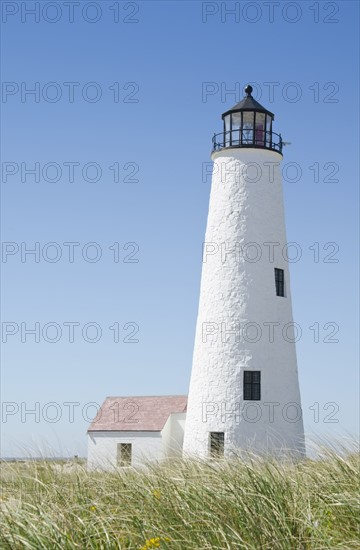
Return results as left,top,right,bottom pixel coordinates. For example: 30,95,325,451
222,85,274,119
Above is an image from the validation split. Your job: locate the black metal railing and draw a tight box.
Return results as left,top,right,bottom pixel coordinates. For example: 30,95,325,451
212,129,283,154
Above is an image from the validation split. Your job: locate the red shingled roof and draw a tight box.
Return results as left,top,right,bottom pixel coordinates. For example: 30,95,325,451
88,395,187,432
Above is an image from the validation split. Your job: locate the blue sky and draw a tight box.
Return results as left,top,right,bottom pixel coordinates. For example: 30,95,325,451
1,0,359,457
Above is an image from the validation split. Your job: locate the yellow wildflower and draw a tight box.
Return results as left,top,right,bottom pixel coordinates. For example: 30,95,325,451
153,489,161,499
140,536,170,549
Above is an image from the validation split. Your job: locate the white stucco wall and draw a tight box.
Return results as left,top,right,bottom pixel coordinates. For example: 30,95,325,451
87,431,164,470
88,414,186,469
183,148,305,458
161,412,186,457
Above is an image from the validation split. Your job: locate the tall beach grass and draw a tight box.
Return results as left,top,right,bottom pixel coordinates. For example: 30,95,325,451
0,441,359,549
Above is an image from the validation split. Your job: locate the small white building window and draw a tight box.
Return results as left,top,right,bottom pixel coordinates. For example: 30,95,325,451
117,443,132,466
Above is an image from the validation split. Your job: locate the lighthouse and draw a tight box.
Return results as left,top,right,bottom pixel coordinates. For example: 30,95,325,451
183,85,305,459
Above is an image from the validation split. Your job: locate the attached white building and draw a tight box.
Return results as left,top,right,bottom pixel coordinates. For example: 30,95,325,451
87,395,187,470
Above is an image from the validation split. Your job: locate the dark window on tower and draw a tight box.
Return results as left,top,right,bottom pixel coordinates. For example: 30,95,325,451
209,432,225,458
243,371,261,400
274,268,285,297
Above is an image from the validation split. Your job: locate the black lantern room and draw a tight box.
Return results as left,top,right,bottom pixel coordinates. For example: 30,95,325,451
212,85,282,154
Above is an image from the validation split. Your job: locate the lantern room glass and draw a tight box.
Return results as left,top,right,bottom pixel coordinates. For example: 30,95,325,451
224,115,231,147
242,111,254,144
266,114,272,147
255,112,265,145
231,112,241,146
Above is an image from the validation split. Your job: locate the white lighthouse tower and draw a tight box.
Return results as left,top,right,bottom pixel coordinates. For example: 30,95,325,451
183,85,305,459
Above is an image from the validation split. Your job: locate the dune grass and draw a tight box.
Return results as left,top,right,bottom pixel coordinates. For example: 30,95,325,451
0,444,359,549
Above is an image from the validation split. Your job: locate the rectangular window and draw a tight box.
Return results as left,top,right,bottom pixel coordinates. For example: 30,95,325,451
117,443,132,466
275,268,285,297
209,432,224,458
243,370,261,401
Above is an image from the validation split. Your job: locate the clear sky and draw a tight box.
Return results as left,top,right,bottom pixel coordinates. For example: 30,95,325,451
1,0,359,457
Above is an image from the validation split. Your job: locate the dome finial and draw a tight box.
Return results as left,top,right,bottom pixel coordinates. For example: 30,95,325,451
244,84,253,97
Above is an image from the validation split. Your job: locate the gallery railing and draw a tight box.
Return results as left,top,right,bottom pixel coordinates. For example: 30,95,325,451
212,129,283,154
